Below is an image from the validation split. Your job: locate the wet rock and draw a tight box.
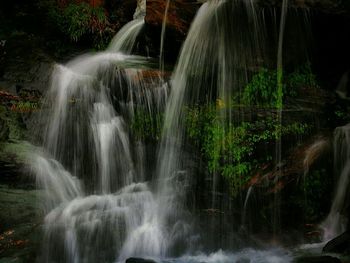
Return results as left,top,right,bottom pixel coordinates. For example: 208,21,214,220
143,0,200,62
323,230,350,254
294,255,341,263
145,0,200,36
125,258,157,263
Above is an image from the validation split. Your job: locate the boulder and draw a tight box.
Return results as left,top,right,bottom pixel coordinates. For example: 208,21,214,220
323,230,350,254
294,255,341,263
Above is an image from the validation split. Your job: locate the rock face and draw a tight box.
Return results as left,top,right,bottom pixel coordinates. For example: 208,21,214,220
145,0,200,36
143,0,200,61
323,230,350,254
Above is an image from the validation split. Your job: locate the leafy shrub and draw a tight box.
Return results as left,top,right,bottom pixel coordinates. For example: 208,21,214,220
287,63,319,90
242,69,278,107
185,105,311,196
40,1,113,49
242,63,319,107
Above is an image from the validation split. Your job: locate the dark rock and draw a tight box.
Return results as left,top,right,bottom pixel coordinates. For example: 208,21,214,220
125,258,157,263
258,0,350,14
294,255,341,263
323,230,350,254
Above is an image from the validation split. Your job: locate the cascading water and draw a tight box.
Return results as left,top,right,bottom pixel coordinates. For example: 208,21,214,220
30,0,313,262
108,0,146,54
321,124,350,241
32,50,169,262
31,1,172,260
108,19,145,54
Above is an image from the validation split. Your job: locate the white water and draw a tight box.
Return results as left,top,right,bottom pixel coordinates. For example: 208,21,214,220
108,19,145,54
32,8,171,261
30,0,316,262
321,124,350,241
172,249,293,263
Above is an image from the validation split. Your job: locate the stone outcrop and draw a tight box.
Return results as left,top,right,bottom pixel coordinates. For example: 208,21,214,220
323,230,350,254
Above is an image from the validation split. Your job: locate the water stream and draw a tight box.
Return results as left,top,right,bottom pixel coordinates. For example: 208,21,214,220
29,0,347,262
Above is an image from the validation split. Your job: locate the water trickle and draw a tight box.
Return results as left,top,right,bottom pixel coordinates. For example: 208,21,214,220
322,125,350,241
159,0,170,75
273,0,289,236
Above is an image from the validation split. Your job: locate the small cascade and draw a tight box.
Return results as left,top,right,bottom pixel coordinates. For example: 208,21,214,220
303,138,329,177
108,0,146,54
335,71,350,100
322,125,350,241
31,1,172,260
108,19,145,54
242,186,254,228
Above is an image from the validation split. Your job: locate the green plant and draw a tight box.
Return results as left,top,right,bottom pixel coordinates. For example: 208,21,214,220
242,69,278,107
41,1,113,49
287,63,319,91
185,105,311,196
242,63,319,107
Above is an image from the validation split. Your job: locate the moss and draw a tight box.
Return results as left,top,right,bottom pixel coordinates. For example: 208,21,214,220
0,141,33,164
0,105,27,142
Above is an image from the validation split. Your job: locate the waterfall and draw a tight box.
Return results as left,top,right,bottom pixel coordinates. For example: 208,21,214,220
321,124,350,241
108,19,145,54
30,0,310,261
31,1,173,259
108,0,146,53
154,0,265,250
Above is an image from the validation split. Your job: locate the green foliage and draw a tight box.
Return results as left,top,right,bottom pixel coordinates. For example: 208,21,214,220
242,68,278,107
287,63,319,90
242,63,319,107
186,105,311,196
41,1,113,49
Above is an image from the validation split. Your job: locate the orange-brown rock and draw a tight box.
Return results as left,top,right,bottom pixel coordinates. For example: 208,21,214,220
145,0,200,36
